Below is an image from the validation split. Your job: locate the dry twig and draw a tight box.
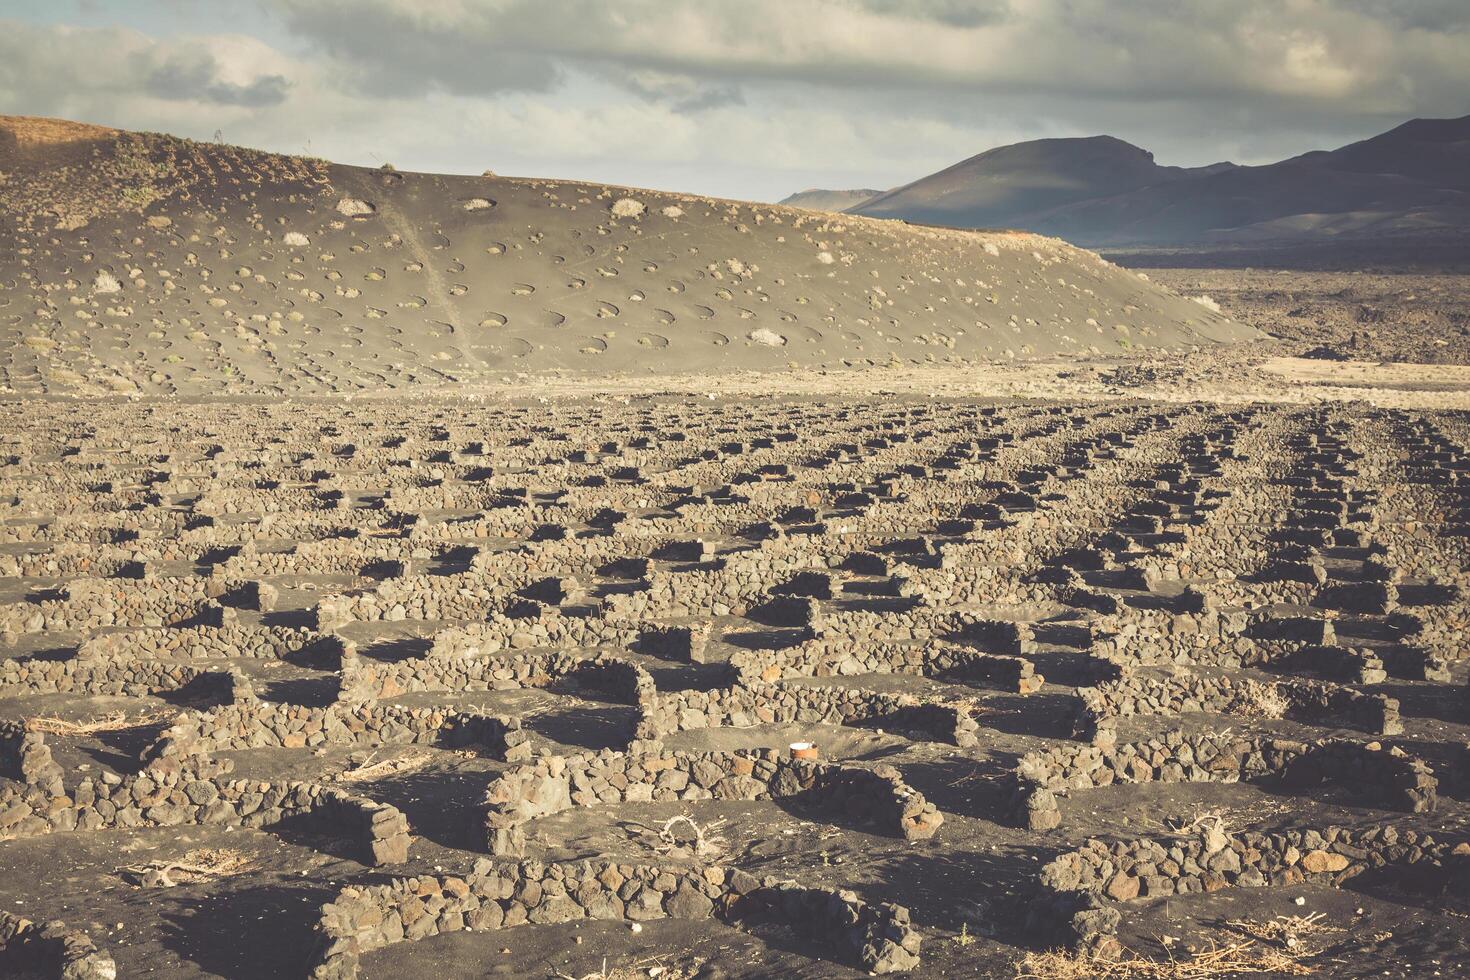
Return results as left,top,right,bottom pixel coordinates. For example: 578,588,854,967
622,814,728,859
122,848,253,887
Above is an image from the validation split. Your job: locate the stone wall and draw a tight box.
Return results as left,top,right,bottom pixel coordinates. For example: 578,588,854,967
483,748,942,855
0,576,220,634
0,722,64,795
636,622,713,662
730,636,1042,694
0,656,254,702
635,681,978,747
600,566,775,620
74,625,351,665
427,619,638,657
1013,732,1437,829
1073,671,1402,744
1089,609,1253,668
144,701,530,761
0,912,115,980
0,754,410,866
314,576,497,627
1034,824,1468,951
308,859,922,977
338,648,653,706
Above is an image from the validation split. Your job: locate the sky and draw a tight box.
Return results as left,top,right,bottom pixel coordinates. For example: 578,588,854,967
2,0,1468,203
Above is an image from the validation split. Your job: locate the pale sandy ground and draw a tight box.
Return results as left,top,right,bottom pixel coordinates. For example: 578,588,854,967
1145,267,1470,366
149,352,1455,412
1255,356,1470,401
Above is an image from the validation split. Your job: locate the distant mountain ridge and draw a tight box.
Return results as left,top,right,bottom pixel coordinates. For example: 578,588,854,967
778,188,884,212
802,114,1470,248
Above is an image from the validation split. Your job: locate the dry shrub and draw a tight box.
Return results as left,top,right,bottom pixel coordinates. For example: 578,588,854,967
1224,912,1342,951
622,813,728,859
1223,679,1288,719
610,198,645,218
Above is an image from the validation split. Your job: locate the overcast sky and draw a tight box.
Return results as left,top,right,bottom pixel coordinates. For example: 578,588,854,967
3,0,1468,202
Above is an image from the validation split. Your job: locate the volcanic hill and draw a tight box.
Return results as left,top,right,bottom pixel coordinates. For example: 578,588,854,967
0,116,1255,396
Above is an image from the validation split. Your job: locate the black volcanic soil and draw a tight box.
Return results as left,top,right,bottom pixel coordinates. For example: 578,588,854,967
2,115,1469,980
2,386,1469,979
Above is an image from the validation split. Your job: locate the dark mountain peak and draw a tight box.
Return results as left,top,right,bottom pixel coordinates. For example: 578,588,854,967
959,133,1158,171
852,132,1184,228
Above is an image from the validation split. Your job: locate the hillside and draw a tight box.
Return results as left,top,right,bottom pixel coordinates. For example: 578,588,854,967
0,116,1255,396
843,115,1470,248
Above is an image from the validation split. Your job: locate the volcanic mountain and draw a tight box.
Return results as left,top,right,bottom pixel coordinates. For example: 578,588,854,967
851,136,1230,233
838,114,1470,248
0,115,1254,395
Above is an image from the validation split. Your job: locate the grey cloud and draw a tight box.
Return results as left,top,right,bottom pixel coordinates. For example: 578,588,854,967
205,74,291,107
5,2,1470,204
0,20,298,118
143,54,290,106
266,0,1470,117
669,84,744,114
1334,0,1470,30
591,66,746,113
270,1,561,97
844,0,1012,29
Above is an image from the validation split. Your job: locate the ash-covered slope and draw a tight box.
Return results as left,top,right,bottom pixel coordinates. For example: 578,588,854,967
0,116,1255,395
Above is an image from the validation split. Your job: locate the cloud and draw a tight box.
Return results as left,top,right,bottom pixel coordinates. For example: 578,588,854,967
844,0,1013,29
264,0,1470,115
143,55,290,107
0,21,301,118
4,2,1469,202
592,67,744,113
265,1,560,98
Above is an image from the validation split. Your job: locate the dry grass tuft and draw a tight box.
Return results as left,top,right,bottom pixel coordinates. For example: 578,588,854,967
555,954,706,980
1223,912,1342,951
1016,939,1316,979
26,710,170,735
